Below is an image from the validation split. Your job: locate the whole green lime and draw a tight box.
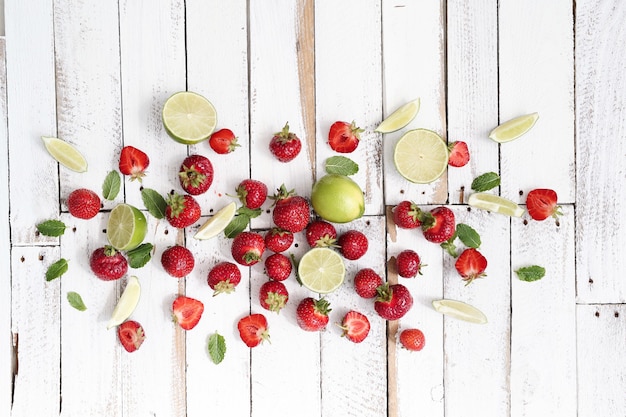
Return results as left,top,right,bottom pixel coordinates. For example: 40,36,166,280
311,174,365,223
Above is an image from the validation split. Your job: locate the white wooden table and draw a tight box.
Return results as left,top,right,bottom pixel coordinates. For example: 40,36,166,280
1,1,625,416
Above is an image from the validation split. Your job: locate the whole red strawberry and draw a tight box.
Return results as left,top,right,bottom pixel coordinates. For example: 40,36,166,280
269,122,302,162
296,297,331,332
340,310,370,343
328,120,364,153
264,227,294,253
119,145,149,181
172,295,204,330
237,313,270,347
305,220,338,248
264,253,292,281
231,231,265,266
396,249,423,278
165,193,201,228
393,200,422,229
90,246,128,281
526,188,562,221
209,128,239,154
179,154,214,195
259,280,289,313
399,328,425,351
117,320,146,353
353,268,383,299
448,141,470,167
338,230,368,260
161,245,195,278
420,206,455,243
236,179,268,210
455,248,487,285
374,283,413,320
207,261,242,296
271,185,310,233
67,188,101,220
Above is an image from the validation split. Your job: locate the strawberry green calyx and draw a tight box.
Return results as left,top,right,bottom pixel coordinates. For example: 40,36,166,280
265,292,288,313
274,122,296,143
104,245,119,257
243,251,262,265
348,121,365,140
375,283,393,303
314,298,332,315
167,193,187,217
179,165,207,189
270,184,296,205
212,280,236,297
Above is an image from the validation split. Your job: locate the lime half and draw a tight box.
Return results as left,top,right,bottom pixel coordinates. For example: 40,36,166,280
162,91,217,144
107,276,141,329
107,204,148,251
375,98,420,133
489,112,539,143
193,201,237,240
432,299,487,324
393,129,448,184
41,136,88,172
468,192,524,217
298,248,346,294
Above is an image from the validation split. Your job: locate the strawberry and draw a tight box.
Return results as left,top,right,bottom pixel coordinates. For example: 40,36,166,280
420,206,456,244
305,220,338,248
269,122,302,162
271,185,310,233
90,246,128,281
339,310,370,343
455,248,487,285
374,283,413,321
264,253,292,281
165,193,201,229
296,297,331,332
259,280,289,313
399,328,425,351
353,268,383,299
231,231,265,266
237,313,270,348
338,230,368,260
396,249,423,278
67,188,101,220
117,320,146,353
209,128,240,154
172,295,204,330
161,245,195,278
119,145,149,181
207,261,242,296
328,121,364,153
264,227,294,253
526,188,562,221
448,141,470,167
236,179,268,210
392,200,422,229
178,154,214,195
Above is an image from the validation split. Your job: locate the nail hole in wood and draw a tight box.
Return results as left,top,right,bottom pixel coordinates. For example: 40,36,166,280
72,227,77,232
366,220,370,226
466,207,471,212
164,229,169,235
20,256,25,262
38,254,44,261
595,311,600,317
102,229,107,234
294,243,299,248
399,189,405,194
555,220,560,227
589,278,594,284
519,190,524,196
523,219,528,225
615,311,620,318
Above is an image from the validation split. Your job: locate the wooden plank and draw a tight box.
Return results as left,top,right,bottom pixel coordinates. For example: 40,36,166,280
575,0,626,303
577,304,626,417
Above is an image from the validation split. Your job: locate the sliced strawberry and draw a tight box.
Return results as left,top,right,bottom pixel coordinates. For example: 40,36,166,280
172,295,204,330
454,248,487,285
119,146,149,181
340,310,370,343
526,188,562,221
448,141,470,167
237,313,270,347
328,121,364,153
117,320,146,353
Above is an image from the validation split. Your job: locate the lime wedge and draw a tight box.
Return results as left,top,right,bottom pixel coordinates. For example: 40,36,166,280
162,91,217,144
468,192,524,217
193,201,237,240
489,112,539,143
41,136,88,172
375,98,420,133
107,204,148,251
107,276,141,329
298,248,345,294
393,129,449,184
432,299,487,324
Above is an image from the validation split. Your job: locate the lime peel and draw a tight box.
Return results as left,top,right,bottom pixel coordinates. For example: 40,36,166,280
107,204,148,251
489,112,539,143
41,136,88,172
468,192,525,217
375,98,420,133
432,299,487,324
107,276,141,329
193,202,237,240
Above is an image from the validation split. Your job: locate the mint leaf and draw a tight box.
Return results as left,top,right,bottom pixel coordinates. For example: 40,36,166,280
224,214,250,238
238,206,262,219
67,291,87,311
325,156,359,176
46,258,69,281
290,253,302,285
102,170,121,200
471,172,501,192
515,265,545,282
208,332,226,364
37,220,67,237
440,232,458,257
456,223,481,248
127,243,153,269
141,188,167,219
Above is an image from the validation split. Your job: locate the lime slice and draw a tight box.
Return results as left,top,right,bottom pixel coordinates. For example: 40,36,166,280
107,276,141,329
468,192,525,217
193,201,237,240
41,136,88,172
375,98,420,133
489,112,539,143
162,91,217,144
298,248,346,294
432,299,487,324
393,129,449,184
107,204,148,251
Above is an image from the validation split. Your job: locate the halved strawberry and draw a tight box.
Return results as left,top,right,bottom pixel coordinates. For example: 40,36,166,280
340,310,370,343
117,320,146,353
119,146,149,181
172,295,204,330
448,141,470,167
526,188,562,221
454,248,487,285
328,121,364,153
237,313,270,347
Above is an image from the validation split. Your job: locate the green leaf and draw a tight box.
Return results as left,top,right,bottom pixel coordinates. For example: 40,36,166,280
67,291,87,311
102,170,121,200
224,214,250,238
208,332,226,364
127,243,153,269
456,223,481,248
36,220,67,237
515,265,546,282
141,188,167,219
237,206,262,219
290,253,303,285
440,231,458,257
325,156,359,176
46,258,69,281
471,172,501,192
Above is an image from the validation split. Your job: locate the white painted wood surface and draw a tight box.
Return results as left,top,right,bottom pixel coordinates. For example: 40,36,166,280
2,1,626,416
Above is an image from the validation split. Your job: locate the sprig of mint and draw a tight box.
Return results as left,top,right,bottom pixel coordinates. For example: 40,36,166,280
515,265,545,282
223,206,262,238
67,291,87,311
46,258,69,281
471,172,501,192
325,156,359,176
208,332,226,364
37,220,67,237
127,243,153,268
456,223,481,249
141,188,167,219
440,232,458,257
102,170,121,200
